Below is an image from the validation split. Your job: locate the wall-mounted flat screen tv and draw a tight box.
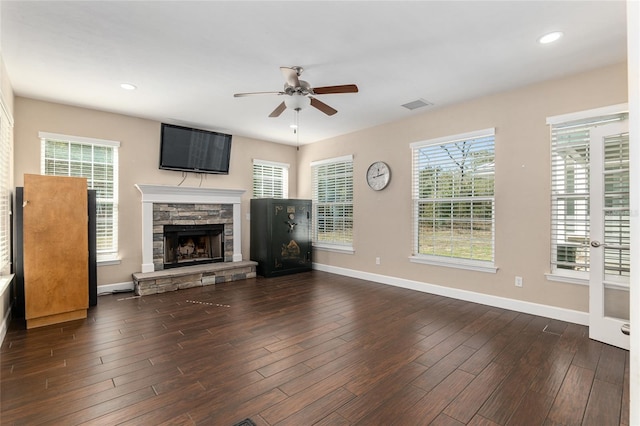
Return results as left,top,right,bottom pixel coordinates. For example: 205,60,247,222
160,123,232,174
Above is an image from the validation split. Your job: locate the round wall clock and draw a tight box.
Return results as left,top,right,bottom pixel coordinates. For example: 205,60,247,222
366,161,391,191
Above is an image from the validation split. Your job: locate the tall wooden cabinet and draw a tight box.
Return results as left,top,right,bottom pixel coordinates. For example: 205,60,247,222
21,174,90,328
250,198,312,277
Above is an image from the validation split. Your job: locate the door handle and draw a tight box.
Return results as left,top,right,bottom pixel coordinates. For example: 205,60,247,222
589,241,627,249
590,240,614,248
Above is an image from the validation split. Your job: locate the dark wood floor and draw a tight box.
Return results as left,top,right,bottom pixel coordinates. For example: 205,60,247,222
0,271,629,425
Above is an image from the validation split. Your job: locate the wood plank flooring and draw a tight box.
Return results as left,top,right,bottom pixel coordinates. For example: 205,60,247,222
0,271,630,425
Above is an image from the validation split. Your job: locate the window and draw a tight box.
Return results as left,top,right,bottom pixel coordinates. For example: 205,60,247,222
253,159,289,198
410,128,495,272
548,111,628,279
40,132,120,263
0,99,13,275
311,155,354,251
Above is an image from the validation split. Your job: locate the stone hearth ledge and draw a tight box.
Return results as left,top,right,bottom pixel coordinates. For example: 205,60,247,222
132,260,257,296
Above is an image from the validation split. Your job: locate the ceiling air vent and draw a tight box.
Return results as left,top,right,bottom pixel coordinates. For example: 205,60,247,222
401,98,434,111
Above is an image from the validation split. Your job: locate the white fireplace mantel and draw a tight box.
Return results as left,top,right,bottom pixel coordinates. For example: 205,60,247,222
135,184,246,273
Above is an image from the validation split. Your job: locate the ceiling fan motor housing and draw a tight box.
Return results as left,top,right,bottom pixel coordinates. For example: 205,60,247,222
234,65,357,117
285,80,312,96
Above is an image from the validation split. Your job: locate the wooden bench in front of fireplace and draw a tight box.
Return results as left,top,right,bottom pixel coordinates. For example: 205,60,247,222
132,260,257,296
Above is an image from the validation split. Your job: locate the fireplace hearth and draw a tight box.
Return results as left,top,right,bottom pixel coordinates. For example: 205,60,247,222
163,224,224,269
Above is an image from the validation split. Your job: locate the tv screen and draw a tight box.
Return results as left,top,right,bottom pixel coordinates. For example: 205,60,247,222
160,123,232,174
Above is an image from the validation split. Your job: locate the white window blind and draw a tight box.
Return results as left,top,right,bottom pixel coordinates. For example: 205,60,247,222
549,113,628,275
252,159,289,198
40,133,120,262
411,129,495,265
311,155,354,247
602,132,630,278
0,100,13,274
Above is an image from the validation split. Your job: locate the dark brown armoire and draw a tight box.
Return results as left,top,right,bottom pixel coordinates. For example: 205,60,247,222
250,198,312,277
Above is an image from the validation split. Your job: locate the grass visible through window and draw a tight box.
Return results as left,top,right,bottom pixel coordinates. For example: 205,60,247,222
418,226,493,261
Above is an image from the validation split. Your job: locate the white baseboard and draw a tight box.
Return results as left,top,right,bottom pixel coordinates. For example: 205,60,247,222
313,263,589,326
97,281,134,296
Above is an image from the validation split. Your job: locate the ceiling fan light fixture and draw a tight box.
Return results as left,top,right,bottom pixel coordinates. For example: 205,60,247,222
284,94,311,111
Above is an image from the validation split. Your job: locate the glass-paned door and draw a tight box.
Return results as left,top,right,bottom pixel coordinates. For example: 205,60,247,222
589,121,630,349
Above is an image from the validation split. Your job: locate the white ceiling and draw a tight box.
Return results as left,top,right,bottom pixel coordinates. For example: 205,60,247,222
0,1,628,146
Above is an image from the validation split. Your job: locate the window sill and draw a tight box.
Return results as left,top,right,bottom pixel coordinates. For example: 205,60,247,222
409,255,498,273
545,272,588,286
98,258,121,266
545,272,630,291
313,244,355,255
0,274,15,295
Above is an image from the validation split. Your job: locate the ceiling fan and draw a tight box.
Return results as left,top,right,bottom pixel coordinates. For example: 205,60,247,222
233,66,358,118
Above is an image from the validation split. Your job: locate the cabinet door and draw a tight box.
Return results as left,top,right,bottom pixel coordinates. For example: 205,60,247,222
271,201,311,271
23,174,88,328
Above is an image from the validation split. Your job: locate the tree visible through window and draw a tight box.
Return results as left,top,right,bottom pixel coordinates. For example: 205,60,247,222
40,133,119,262
411,129,495,265
311,155,353,249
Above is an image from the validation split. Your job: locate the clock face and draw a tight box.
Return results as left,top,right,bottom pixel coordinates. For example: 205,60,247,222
366,161,391,191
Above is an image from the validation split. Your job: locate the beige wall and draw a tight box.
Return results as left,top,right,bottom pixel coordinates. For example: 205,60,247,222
11,62,627,312
13,98,298,285
298,62,628,313
0,57,14,117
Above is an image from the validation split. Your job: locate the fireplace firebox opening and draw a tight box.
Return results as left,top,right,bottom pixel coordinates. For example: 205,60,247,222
163,224,224,269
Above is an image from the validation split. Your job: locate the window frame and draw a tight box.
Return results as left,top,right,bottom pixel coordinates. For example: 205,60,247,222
409,128,497,273
545,103,629,286
39,132,120,264
311,154,354,254
0,95,13,276
252,159,289,199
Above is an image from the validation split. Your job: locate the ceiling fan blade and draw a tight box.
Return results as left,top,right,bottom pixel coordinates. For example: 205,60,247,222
269,101,287,118
310,97,338,116
280,67,301,88
312,84,359,95
234,91,284,97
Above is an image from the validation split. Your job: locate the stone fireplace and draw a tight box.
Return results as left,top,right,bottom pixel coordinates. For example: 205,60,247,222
133,185,256,296
152,203,233,271
135,184,245,273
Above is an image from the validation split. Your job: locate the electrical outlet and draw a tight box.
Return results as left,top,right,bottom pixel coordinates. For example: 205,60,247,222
375,257,381,265
515,276,523,287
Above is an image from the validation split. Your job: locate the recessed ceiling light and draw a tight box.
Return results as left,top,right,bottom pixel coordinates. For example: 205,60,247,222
289,124,298,129
120,83,137,90
538,31,563,45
